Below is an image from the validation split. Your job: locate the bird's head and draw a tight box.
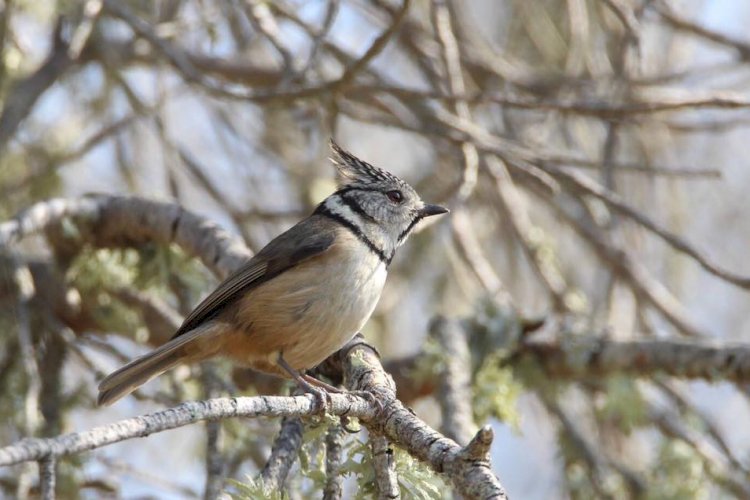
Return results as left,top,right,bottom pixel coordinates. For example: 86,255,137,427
322,140,448,261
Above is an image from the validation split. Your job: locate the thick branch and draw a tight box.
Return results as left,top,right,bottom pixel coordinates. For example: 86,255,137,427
520,337,750,383
330,336,508,499
0,195,252,278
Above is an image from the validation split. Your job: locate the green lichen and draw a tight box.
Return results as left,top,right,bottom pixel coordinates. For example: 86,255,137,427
473,353,522,431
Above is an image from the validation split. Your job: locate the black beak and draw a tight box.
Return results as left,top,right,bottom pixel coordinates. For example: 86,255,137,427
418,204,449,218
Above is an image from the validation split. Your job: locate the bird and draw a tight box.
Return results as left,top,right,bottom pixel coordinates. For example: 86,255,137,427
97,140,449,406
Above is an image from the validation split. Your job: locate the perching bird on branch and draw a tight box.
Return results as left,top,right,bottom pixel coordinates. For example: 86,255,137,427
97,140,449,406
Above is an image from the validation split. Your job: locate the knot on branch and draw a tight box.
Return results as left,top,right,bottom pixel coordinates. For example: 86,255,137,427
461,425,494,462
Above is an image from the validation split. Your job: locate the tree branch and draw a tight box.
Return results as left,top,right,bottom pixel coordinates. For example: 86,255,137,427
260,416,304,491
371,436,400,499
330,336,508,499
520,337,750,383
0,21,73,155
323,424,345,500
432,317,477,445
0,395,374,467
0,195,252,279
38,457,56,500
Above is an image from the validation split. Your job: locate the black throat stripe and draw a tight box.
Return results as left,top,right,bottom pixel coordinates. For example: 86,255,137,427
398,214,422,243
315,204,392,265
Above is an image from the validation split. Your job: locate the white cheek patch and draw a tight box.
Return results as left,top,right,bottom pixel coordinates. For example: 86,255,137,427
325,196,366,228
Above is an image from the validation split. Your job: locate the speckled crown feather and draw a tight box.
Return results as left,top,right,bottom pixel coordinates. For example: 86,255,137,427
329,139,408,189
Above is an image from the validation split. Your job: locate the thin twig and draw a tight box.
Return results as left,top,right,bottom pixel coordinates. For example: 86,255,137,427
0,20,72,155
650,405,750,497
38,458,56,500
552,166,750,289
202,366,224,500
371,436,400,500
260,416,304,491
487,156,568,309
334,0,411,90
431,317,476,445
323,424,346,500
0,395,375,466
431,0,478,201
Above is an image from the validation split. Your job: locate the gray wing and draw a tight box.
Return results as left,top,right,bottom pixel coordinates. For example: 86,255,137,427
172,215,336,338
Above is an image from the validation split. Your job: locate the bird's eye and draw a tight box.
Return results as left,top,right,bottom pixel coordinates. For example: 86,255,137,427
386,190,403,203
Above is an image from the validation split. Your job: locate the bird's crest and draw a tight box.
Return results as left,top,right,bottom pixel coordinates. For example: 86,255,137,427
329,139,405,189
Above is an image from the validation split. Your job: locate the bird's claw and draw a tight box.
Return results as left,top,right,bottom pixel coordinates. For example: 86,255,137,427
350,389,384,414
306,385,332,415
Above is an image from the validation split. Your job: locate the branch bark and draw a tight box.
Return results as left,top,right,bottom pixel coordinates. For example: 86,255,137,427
520,337,750,383
0,22,73,155
0,395,374,466
432,317,477,445
371,436,400,499
323,424,345,500
260,416,304,491
0,195,252,279
330,335,508,499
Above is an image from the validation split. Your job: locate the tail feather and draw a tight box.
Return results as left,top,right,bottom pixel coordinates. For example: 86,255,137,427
97,323,223,406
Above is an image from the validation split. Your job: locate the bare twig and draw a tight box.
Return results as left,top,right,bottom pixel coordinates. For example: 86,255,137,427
451,209,512,304
0,395,375,466
650,405,750,497
243,1,295,74
431,317,476,445
544,194,705,337
371,436,400,499
552,166,750,289
67,0,103,60
300,0,340,77
655,4,750,61
38,458,56,500
334,0,411,90
343,84,750,117
12,258,41,438
0,21,72,154
431,0,478,201
260,416,304,491
656,380,748,475
544,398,613,497
323,424,346,500
202,367,224,500
487,156,568,309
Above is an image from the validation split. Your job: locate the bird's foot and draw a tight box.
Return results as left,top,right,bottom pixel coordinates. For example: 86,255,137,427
302,374,383,414
349,389,384,414
294,376,332,415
